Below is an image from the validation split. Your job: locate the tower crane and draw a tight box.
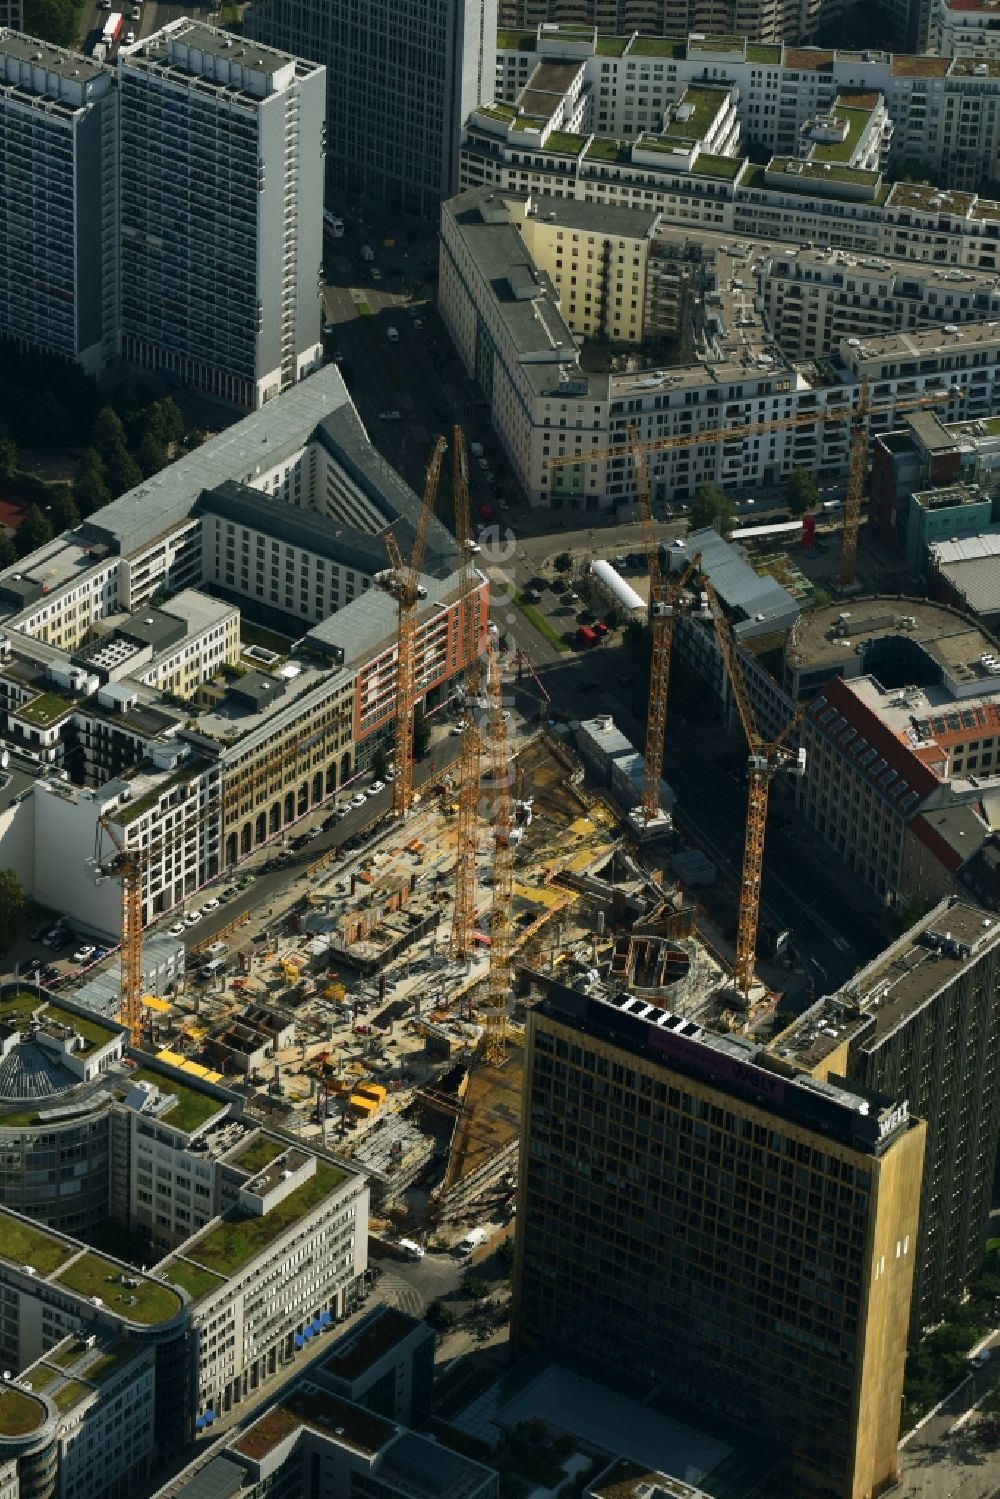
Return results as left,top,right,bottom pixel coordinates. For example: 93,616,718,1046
449,426,484,963
92,705,350,1048
630,426,701,826
547,382,954,587
704,582,808,1005
94,818,145,1047
483,643,514,1067
377,435,447,818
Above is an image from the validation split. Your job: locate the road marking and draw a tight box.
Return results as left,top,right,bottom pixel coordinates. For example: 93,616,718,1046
377,1271,424,1316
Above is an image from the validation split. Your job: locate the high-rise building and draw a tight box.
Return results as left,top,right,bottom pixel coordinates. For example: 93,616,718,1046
0,32,118,374
512,979,926,1499
247,0,496,216
118,20,325,409
775,899,1000,1334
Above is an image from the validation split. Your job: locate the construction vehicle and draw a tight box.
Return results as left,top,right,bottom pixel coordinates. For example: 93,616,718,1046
449,426,484,962
704,582,808,1005
482,644,514,1066
629,427,702,828
547,381,956,587
376,435,447,818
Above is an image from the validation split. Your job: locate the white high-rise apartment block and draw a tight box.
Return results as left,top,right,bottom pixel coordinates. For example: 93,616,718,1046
0,33,118,374
118,20,326,408
930,0,1000,55
248,0,497,215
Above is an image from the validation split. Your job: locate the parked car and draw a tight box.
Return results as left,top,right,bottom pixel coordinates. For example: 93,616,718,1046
307,826,322,840
184,910,202,927
369,779,386,794
237,874,255,890
335,807,350,819
73,946,96,965
202,897,220,912
168,921,186,938
292,834,310,850
222,886,238,901
351,793,367,808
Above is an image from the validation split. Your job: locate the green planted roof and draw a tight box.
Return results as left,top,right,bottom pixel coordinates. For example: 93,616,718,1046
0,1387,46,1437
0,1210,75,1276
130,1068,224,1133
53,1254,182,1327
181,1162,347,1278
14,692,73,728
808,104,873,164
162,1258,226,1305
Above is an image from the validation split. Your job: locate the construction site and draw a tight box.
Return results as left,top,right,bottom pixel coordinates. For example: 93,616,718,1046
73,427,820,1255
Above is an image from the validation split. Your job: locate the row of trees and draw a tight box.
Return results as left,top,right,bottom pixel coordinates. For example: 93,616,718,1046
0,398,197,564
687,467,821,539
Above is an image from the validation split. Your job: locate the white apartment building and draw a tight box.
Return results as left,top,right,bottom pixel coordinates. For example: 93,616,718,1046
493,28,1000,192
161,1147,368,1420
248,0,497,214
0,33,117,374
930,0,1000,55
0,371,487,937
440,185,987,510
118,21,326,409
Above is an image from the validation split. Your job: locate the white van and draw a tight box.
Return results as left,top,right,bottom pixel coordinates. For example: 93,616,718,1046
398,1238,424,1261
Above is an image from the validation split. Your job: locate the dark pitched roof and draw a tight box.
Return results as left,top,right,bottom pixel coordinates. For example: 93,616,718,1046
808,676,941,815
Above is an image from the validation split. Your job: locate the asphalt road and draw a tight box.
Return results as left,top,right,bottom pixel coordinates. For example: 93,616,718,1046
155,730,465,952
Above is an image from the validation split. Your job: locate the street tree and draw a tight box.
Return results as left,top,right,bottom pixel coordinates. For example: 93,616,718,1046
689,483,736,539
0,870,27,955
785,467,820,517
554,552,572,573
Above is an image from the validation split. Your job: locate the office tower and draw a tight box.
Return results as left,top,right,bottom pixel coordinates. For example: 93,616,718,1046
0,33,117,374
513,981,926,1499
118,20,325,410
778,899,1000,1335
247,0,496,216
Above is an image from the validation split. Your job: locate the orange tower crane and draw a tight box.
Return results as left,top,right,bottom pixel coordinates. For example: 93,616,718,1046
483,643,514,1067
377,435,447,818
449,426,484,962
94,817,144,1046
704,582,808,1003
630,426,701,824
92,707,350,1047
548,384,955,587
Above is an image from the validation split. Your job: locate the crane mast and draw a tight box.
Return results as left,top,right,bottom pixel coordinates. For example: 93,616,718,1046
629,429,702,825
705,583,807,1002
483,644,514,1066
450,427,483,962
378,436,447,818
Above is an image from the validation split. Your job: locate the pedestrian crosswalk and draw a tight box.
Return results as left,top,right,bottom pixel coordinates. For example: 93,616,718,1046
376,1270,424,1317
